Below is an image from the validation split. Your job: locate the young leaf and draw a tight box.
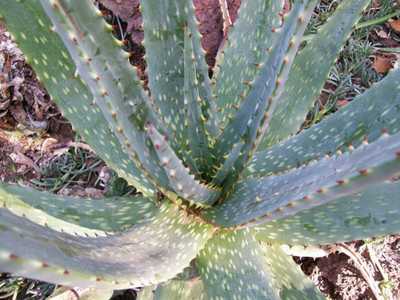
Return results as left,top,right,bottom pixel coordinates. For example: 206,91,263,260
259,0,371,148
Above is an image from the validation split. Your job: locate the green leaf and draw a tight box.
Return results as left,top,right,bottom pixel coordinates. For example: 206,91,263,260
213,0,283,127
146,124,220,206
259,0,371,149
196,230,323,299
141,0,200,173
212,1,316,184
0,183,158,233
255,181,400,245
245,68,400,178
0,203,214,289
206,132,400,227
39,0,171,191
138,278,205,300
0,0,156,196
183,15,214,175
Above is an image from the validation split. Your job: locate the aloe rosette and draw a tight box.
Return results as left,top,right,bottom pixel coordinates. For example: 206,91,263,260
0,0,399,299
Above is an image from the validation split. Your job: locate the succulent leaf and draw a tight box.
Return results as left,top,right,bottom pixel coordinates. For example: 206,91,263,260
212,1,317,184
40,0,173,192
255,181,400,245
196,229,323,299
0,203,214,289
141,0,201,174
259,0,371,149
186,2,221,140
138,278,205,300
0,183,158,233
245,68,400,178
1,0,400,297
213,0,283,127
207,132,400,227
146,124,220,206
0,0,157,196
183,14,214,175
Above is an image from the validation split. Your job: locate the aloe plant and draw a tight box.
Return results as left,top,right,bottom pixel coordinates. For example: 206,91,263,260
0,0,399,299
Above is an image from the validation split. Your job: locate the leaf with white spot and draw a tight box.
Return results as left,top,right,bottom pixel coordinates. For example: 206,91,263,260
138,278,205,300
0,0,157,196
141,0,202,175
38,0,173,191
146,124,220,206
182,13,215,175
206,132,400,227
259,0,371,149
196,230,323,299
213,0,283,128
245,68,400,178
212,1,317,185
0,183,158,233
255,181,400,245
0,202,214,289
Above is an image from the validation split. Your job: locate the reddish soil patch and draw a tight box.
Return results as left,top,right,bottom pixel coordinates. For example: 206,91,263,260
296,237,400,299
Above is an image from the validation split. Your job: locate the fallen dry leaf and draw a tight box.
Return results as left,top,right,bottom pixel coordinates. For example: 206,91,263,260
9,151,40,173
40,137,58,153
372,55,394,74
376,29,389,39
389,19,400,33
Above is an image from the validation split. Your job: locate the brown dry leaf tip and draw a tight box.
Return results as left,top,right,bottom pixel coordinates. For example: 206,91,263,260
8,254,18,260
388,19,400,33
372,55,394,74
337,99,349,107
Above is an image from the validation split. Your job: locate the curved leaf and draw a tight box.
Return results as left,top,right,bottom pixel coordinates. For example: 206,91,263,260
255,181,400,245
207,132,400,227
0,183,158,233
260,0,371,149
246,68,400,178
0,203,214,289
0,0,156,196
196,230,323,299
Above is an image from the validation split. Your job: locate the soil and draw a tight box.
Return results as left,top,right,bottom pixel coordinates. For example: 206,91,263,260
296,237,400,299
1,1,400,300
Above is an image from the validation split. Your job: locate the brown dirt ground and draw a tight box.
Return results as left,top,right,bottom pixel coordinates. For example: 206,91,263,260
1,1,400,300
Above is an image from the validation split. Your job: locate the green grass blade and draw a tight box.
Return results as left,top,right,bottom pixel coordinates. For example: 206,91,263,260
255,181,400,245
0,183,158,233
259,0,371,149
206,132,400,227
0,203,214,289
245,68,400,178
0,0,157,196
